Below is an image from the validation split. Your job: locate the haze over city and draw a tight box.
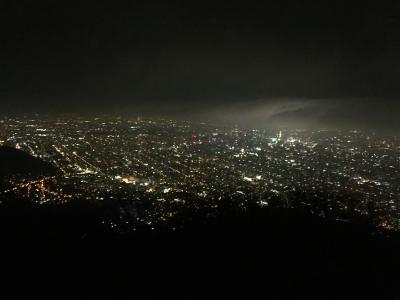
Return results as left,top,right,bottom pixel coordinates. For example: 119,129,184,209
1,1,400,130
1,1,400,299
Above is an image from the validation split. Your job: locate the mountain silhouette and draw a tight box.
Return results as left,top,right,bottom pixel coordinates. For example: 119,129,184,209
0,146,58,177
0,198,399,300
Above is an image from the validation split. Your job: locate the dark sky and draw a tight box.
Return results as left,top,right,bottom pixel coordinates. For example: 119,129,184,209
1,0,400,130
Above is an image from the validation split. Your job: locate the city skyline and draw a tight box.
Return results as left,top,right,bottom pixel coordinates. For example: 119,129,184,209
1,2,400,298
1,115,399,231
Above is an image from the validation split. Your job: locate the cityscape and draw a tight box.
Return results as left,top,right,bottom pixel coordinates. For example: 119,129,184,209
1,115,399,231
2,0,400,298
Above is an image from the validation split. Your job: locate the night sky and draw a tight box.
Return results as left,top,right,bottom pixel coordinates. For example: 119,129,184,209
1,0,400,130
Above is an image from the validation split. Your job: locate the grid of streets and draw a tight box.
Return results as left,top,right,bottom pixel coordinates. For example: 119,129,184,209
0,116,399,230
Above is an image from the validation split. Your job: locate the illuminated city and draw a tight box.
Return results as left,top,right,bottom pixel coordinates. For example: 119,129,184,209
1,116,399,231
2,1,400,297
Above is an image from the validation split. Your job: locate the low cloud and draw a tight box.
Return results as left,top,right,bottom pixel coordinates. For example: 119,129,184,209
205,98,400,132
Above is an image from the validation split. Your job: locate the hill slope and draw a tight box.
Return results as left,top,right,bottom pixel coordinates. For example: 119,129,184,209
0,146,58,177
0,199,399,299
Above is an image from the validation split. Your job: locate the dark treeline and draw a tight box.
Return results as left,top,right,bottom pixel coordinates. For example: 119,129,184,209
0,195,400,299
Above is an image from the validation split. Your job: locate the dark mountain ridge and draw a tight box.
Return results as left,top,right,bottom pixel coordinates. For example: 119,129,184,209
0,146,58,177
0,196,399,299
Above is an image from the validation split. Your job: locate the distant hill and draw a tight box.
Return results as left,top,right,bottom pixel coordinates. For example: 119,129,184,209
0,146,58,177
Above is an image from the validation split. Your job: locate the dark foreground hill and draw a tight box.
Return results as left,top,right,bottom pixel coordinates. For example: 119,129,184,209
0,198,399,300
0,146,58,177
